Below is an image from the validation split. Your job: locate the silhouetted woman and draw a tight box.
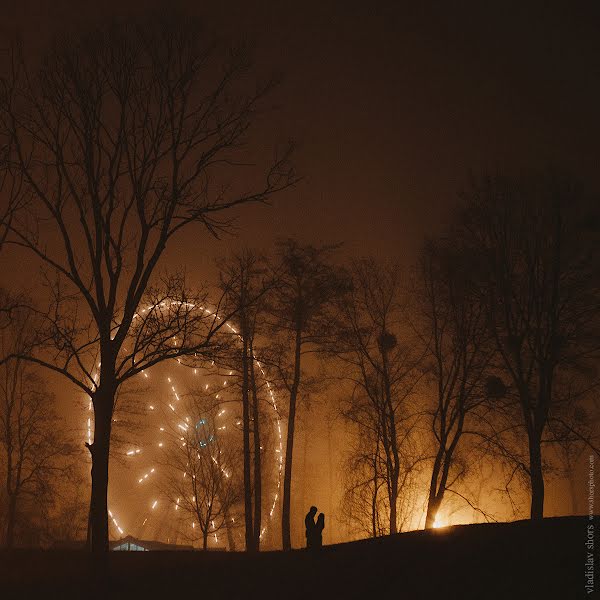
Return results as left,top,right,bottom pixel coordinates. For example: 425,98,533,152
314,513,325,548
305,506,318,548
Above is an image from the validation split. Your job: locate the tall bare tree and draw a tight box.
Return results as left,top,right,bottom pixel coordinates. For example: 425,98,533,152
459,172,600,519
335,260,423,535
217,249,273,551
414,240,494,528
265,240,344,549
340,414,422,539
0,17,296,552
0,305,74,548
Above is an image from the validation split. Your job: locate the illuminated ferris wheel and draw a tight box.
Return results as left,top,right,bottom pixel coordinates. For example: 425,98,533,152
85,308,284,550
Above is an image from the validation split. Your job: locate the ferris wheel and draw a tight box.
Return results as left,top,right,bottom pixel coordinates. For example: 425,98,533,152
84,308,284,550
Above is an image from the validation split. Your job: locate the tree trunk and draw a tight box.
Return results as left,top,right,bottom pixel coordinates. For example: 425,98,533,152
282,326,302,551
250,351,262,549
425,451,444,529
425,496,440,529
380,343,399,535
4,362,17,549
87,387,114,554
528,431,545,520
389,472,398,535
426,420,462,529
371,444,380,538
371,483,378,538
224,508,236,551
86,493,92,550
241,327,254,551
281,398,296,550
5,492,17,548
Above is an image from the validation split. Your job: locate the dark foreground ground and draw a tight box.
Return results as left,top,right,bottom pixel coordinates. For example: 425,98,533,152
0,516,593,599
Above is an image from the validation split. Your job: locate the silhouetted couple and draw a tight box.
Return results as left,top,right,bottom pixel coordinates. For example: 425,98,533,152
305,506,325,549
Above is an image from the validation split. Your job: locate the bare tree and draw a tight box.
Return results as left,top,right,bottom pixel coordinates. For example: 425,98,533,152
459,172,600,519
44,473,89,546
264,240,344,549
334,260,423,535
413,239,495,528
159,400,241,550
216,249,273,551
340,430,387,539
0,127,22,252
0,16,296,552
0,305,74,548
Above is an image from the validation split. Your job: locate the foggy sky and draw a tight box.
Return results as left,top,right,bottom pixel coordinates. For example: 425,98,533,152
2,0,599,278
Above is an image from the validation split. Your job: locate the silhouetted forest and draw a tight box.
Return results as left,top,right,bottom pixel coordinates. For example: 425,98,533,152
0,4,598,599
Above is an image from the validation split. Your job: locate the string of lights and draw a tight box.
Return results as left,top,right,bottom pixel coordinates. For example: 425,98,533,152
83,302,284,548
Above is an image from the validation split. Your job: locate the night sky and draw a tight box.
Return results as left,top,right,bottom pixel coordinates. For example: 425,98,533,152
2,0,599,279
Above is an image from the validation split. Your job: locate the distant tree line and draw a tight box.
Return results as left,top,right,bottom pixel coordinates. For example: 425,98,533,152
334,171,600,535
0,9,598,554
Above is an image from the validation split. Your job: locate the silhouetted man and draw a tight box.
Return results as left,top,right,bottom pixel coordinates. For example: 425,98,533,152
305,506,317,548
314,513,325,548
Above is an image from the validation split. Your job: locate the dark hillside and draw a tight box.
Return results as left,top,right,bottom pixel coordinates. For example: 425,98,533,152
0,516,591,599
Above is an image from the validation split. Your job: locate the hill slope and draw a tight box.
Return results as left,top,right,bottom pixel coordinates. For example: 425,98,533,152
0,516,591,599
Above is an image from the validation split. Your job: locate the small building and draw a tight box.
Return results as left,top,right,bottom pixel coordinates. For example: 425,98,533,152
110,535,194,551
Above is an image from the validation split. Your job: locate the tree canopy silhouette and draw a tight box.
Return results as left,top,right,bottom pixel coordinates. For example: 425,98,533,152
0,14,296,553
